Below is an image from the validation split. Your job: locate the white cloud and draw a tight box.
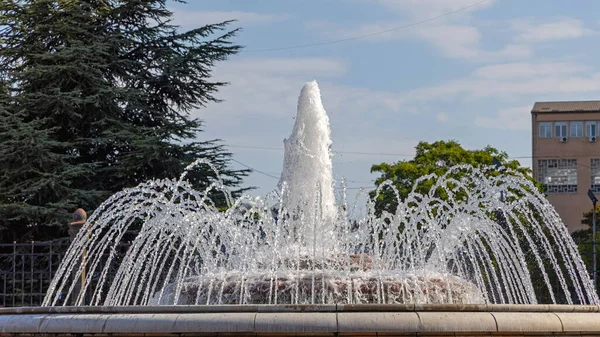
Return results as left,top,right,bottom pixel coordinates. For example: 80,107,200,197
374,0,496,19
305,0,530,61
203,57,349,122
475,105,532,131
221,58,347,77
205,57,406,121
303,20,409,42
436,112,449,122
473,62,588,79
416,24,531,60
513,18,594,43
418,24,481,58
305,20,530,61
307,4,592,63
396,62,600,102
171,10,288,28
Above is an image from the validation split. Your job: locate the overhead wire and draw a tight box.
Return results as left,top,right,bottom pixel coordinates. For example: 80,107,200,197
227,143,595,164
230,150,596,191
230,158,373,190
231,159,281,180
227,144,416,157
243,0,490,53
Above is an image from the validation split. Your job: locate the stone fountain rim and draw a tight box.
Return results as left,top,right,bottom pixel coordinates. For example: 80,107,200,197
3,304,600,335
2,303,600,314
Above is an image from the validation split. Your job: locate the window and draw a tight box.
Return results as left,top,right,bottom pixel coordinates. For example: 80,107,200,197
586,121,597,138
538,159,577,193
539,122,552,138
554,122,568,138
570,121,583,138
592,159,600,192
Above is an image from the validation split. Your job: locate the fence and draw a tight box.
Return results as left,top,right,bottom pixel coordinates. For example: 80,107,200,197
0,240,71,307
0,239,598,307
0,239,136,307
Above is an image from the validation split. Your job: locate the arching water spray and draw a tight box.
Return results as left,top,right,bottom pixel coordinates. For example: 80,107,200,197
43,82,598,307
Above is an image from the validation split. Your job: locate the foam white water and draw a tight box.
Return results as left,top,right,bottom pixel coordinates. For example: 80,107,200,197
278,80,338,254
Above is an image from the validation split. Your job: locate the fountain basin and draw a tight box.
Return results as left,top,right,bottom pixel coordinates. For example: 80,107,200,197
154,272,485,305
2,304,600,336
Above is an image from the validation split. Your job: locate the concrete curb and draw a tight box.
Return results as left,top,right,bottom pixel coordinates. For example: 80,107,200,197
1,304,600,335
1,303,599,314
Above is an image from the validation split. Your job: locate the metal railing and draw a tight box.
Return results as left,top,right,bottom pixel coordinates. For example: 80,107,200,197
0,239,597,307
0,239,136,307
0,240,71,307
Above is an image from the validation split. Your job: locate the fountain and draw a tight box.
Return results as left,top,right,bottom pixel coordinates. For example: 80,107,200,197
2,80,600,336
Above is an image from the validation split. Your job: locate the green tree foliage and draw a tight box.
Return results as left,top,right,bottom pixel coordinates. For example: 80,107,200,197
370,140,541,215
572,206,600,290
0,89,91,240
579,206,600,229
370,140,586,303
0,0,250,242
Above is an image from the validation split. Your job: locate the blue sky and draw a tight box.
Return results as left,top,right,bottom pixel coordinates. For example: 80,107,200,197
168,0,600,202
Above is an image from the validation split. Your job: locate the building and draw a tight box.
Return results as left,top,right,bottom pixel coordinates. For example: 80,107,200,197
531,101,600,232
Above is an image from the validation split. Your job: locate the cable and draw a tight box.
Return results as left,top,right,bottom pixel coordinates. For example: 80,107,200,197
230,150,598,191
231,159,281,180
340,179,375,184
228,144,283,152
231,158,374,190
227,144,599,166
228,144,416,157
243,0,489,53
334,150,415,157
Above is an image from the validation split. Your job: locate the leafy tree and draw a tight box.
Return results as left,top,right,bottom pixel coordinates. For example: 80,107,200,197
368,140,580,303
579,206,600,229
370,140,541,215
572,206,600,291
0,0,250,242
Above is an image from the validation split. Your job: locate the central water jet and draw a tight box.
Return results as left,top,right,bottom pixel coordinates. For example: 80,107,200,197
278,80,338,254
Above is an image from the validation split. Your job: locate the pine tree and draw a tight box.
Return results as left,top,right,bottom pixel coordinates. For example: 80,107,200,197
0,0,250,241
0,98,89,240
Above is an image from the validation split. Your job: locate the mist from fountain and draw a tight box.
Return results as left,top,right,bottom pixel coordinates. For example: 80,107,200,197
43,81,598,307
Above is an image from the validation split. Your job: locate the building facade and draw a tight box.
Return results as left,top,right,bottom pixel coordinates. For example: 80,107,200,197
531,101,600,232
